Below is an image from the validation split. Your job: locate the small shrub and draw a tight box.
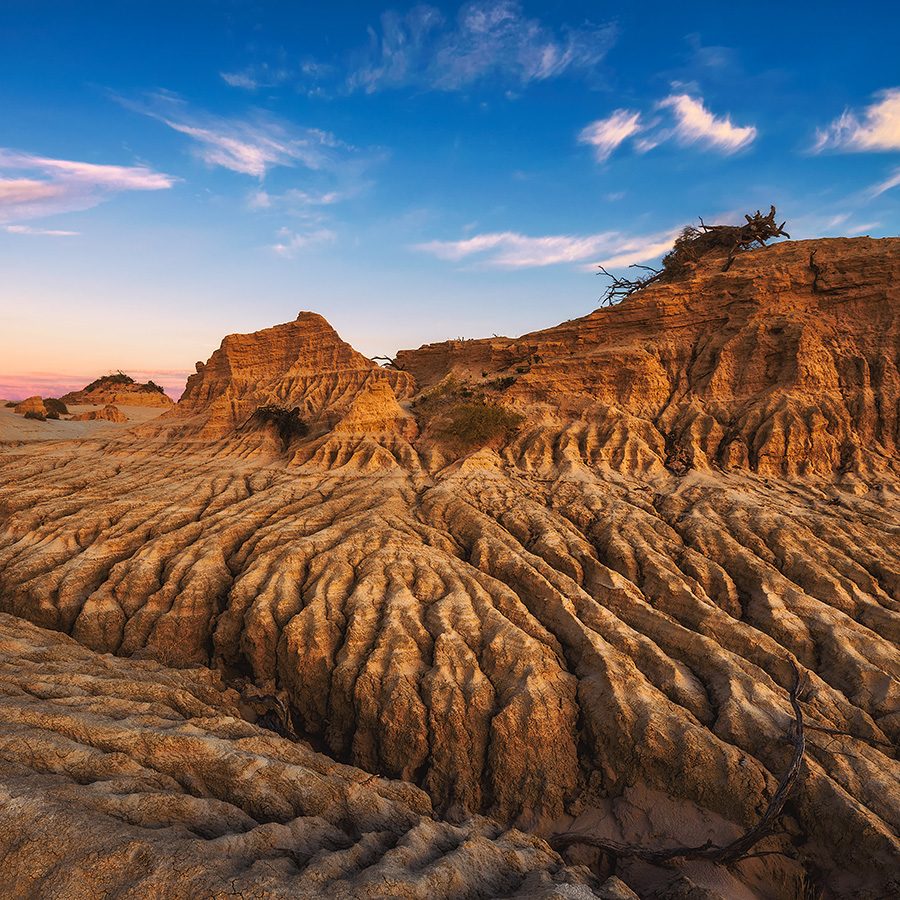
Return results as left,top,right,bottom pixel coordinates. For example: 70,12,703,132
4,401,15,408
491,375,517,390
145,380,166,395
44,398,69,416
252,405,309,447
46,411,60,420
23,411,46,421
515,365,530,375
432,400,523,452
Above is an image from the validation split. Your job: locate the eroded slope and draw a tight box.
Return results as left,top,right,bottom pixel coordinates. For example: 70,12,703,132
0,613,603,899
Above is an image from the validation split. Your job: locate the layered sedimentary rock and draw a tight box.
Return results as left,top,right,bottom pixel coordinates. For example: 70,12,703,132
0,237,897,898
153,311,414,442
397,237,900,480
0,613,604,899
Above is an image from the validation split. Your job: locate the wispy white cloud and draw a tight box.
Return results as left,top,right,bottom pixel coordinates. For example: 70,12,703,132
846,221,879,235
261,1,615,95
580,92,757,162
221,61,333,93
415,227,678,269
3,224,79,236
868,167,900,198
814,87,900,153
125,93,355,178
248,187,348,211
0,150,174,224
220,71,264,90
271,226,336,257
578,110,643,162
657,93,757,152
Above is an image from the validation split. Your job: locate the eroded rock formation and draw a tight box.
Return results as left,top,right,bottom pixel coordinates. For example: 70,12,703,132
0,237,897,898
0,613,603,898
70,403,128,422
13,396,47,416
155,311,414,442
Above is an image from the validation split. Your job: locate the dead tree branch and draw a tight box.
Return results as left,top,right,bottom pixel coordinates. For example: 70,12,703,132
597,206,790,306
371,356,405,371
551,660,806,866
597,265,663,307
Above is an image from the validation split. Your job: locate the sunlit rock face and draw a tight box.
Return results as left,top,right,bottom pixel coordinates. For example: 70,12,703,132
0,237,898,898
158,310,415,441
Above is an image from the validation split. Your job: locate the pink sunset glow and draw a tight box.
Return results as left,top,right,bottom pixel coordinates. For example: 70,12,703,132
0,370,189,402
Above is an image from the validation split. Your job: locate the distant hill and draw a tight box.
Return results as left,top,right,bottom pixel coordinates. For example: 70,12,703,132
60,371,173,407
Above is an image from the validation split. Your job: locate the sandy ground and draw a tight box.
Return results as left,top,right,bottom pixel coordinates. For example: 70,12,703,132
0,403,168,442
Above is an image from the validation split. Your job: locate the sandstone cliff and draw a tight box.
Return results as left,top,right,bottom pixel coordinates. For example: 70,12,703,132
0,237,897,898
397,237,900,480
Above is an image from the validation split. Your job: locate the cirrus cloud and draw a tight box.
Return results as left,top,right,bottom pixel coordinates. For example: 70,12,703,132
868,167,900,198
122,93,358,179
225,1,616,96
657,93,757,152
578,110,643,162
415,227,678,269
0,150,175,225
814,87,900,153
3,224,79,236
350,0,616,93
271,226,336,257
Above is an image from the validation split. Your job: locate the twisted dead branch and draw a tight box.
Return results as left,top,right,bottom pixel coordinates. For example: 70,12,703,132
597,265,662,307
551,660,806,866
371,356,406,370
598,206,790,306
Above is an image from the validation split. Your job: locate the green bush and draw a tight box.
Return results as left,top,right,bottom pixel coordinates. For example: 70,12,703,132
44,398,69,416
23,411,46,421
3,401,15,408
47,411,60,420
432,400,523,452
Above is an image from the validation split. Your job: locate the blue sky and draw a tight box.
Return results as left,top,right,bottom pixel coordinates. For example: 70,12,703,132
1,1,898,398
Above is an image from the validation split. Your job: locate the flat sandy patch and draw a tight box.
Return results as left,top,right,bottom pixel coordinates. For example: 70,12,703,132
0,403,168,442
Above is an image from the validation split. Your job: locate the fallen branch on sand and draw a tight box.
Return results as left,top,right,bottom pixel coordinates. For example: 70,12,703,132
551,660,806,866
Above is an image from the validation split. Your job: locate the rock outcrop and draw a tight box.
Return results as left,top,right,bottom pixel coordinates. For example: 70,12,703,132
0,237,897,898
13,396,46,416
70,403,128,423
156,312,414,442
